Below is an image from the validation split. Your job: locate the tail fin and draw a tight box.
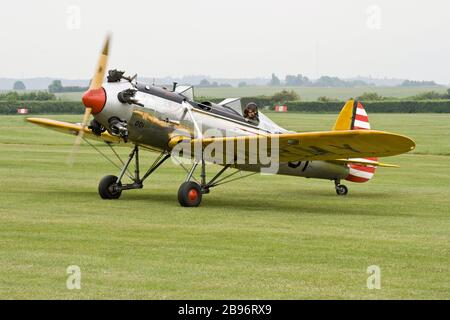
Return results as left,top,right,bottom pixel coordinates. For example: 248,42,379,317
333,99,377,183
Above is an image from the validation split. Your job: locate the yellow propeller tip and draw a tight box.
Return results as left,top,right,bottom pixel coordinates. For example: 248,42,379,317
102,34,111,55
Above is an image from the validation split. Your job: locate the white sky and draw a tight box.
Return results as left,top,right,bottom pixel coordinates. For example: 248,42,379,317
1,0,449,82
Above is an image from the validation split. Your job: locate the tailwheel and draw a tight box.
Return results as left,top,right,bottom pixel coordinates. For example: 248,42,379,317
98,175,122,199
178,181,202,207
335,184,348,196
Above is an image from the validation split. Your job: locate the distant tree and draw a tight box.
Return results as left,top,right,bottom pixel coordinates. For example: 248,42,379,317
350,80,371,87
400,80,439,87
314,76,349,87
198,79,211,87
0,91,19,101
270,73,281,86
444,88,450,99
356,92,385,101
238,81,247,87
57,85,88,92
271,90,300,102
33,91,56,100
317,96,338,102
48,80,63,93
410,91,445,100
285,74,311,86
13,81,26,91
312,76,370,88
0,90,56,101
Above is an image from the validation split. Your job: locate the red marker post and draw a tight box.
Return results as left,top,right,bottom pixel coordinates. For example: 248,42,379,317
17,108,29,114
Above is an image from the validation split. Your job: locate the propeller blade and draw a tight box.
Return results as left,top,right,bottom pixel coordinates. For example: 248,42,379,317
90,34,111,90
76,107,92,144
67,107,92,165
68,34,111,165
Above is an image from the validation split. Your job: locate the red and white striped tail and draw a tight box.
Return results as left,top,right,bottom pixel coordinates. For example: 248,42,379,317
345,101,377,183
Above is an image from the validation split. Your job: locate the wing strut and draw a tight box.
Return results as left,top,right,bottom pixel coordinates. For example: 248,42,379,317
182,101,203,139
171,157,257,192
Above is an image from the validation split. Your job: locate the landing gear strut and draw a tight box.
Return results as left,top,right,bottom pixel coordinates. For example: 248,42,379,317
334,179,348,196
176,157,255,207
98,145,170,199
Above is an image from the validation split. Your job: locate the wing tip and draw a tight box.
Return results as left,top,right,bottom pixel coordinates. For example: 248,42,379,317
25,117,46,125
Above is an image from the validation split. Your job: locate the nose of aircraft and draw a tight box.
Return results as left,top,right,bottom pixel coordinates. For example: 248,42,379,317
82,87,106,114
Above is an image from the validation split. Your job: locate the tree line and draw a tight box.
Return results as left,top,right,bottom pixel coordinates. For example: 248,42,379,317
355,90,450,101
48,80,88,93
269,73,441,88
0,91,56,101
269,73,374,87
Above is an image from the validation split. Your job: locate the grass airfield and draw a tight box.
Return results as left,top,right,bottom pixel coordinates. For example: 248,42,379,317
0,113,449,299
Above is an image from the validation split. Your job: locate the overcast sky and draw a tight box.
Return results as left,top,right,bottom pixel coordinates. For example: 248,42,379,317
1,0,449,83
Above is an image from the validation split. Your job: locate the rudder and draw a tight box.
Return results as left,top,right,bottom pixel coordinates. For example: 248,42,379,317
333,99,377,183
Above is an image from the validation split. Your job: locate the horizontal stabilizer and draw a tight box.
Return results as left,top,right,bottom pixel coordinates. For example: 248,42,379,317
328,158,399,168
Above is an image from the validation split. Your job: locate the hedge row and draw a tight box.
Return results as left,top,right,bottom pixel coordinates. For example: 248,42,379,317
1,99,450,114
0,101,84,114
275,100,450,113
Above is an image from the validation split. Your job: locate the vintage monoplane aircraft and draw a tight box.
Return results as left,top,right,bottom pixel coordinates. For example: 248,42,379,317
27,36,415,206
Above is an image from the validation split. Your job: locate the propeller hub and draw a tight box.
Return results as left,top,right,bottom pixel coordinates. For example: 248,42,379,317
82,88,106,114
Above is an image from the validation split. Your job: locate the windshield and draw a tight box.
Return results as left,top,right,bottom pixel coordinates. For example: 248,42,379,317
257,111,288,133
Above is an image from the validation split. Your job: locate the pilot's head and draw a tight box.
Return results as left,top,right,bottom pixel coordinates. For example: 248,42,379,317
244,102,258,119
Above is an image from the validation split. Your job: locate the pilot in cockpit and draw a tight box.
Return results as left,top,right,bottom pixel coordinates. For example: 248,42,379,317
243,102,260,126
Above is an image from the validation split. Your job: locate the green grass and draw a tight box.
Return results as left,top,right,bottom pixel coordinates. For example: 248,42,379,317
56,86,449,101
0,114,449,299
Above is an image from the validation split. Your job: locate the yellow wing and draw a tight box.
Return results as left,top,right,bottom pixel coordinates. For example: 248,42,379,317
26,118,121,144
170,130,415,162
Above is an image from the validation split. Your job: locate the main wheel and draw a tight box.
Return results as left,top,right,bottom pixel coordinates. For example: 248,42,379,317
335,184,348,196
178,181,202,207
98,175,122,199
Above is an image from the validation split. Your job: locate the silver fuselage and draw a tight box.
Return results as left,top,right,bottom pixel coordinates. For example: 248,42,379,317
94,81,349,181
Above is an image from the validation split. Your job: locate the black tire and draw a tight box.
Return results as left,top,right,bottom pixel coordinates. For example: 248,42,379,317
178,181,202,207
336,184,348,196
98,175,122,199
